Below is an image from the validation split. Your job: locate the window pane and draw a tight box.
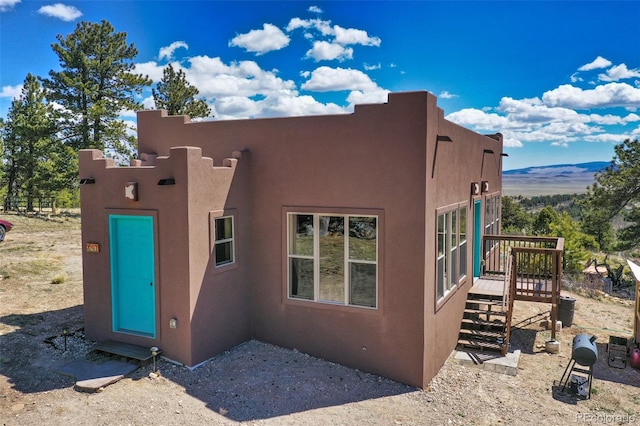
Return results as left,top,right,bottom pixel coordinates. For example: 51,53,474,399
437,255,445,299
437,214,445,256
215,241,233,265
349,217,376,261
459,240,467,279
450,247,457,286
319,216,344,303
290,214,313,256
459,208,466,243
215,217,233,241
350,263,376,307
451,210,457,247
290,258,314,300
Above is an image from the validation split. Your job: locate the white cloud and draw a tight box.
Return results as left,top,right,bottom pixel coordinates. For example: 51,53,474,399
445,88,640,150
306,41,353,62
301,66,379,92
0,0,20,12
439,91,458,99
37,3,82,21
158,41,188,61
364,63,381,71
578,56,612,71
333,25,381,47
446,108,508,131
286,18,380,62
187,56,296,98
308,6,322,14
229,23,290,55
0,84,22,99
570,72,583,83
346,89,390,106
598,63,640,82
542,83,640,109
588,112,640,125
134,61,167,82
498,97,581,124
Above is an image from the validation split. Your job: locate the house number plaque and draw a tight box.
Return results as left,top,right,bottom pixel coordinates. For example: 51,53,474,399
86,243,100,254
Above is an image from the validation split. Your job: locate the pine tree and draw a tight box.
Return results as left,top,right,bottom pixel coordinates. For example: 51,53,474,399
152,64,211,118
583,138,640,251
1,74,75,211
41,20,151,158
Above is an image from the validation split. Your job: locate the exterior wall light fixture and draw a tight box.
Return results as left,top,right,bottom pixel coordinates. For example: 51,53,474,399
471,182,480,195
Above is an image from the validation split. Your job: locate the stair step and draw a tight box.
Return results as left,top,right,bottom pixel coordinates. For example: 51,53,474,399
466,299,504,307
461,318,506,328
464,308,507,316
457,338,504,351
459,328,505,339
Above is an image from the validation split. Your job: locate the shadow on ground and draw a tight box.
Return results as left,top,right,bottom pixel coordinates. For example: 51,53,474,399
0,305,85,393
156,340,416,421
1,306,415,421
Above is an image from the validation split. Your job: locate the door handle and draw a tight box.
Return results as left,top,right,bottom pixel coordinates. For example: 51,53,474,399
150,282,153,286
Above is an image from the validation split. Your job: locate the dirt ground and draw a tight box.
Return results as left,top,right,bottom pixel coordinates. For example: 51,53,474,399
0,213,638,425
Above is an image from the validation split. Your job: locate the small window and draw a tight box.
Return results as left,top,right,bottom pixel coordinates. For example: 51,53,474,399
214,216,234,267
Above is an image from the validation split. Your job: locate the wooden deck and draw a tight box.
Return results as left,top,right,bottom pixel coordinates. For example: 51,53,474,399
472,276,555,299
470,277,507,297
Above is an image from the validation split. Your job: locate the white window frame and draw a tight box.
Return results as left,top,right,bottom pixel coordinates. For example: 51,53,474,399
437,203,467,302
214,216,235,267
287,212,378,309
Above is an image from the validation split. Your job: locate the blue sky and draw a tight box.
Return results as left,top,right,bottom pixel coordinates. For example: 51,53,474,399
1,1,639,170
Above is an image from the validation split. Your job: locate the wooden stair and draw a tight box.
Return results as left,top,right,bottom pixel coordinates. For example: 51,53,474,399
457,290,509,353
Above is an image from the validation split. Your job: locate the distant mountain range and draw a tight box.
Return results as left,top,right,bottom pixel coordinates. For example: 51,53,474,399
502,161,610,196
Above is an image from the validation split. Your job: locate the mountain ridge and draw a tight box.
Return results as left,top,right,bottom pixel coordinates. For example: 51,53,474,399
502,161,609,196
503,161,609,175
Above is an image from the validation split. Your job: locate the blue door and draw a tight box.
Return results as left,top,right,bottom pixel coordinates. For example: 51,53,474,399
109,215,156,337
473,200,482,278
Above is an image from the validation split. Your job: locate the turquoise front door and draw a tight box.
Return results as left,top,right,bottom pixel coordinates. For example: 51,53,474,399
473,200,482,278
109,215,156,337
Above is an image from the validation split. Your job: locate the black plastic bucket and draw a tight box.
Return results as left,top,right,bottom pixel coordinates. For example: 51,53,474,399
558,295,575,327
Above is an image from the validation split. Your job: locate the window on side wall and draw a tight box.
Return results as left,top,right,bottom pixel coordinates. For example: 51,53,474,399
437,204,467,302
484,194,501,236
214,216,234,267
287,213,378,309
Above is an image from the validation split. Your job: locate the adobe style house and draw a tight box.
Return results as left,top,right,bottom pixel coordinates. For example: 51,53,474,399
79,91,518,388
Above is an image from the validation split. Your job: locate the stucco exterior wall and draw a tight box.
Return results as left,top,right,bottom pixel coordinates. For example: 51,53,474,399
80,91,503,388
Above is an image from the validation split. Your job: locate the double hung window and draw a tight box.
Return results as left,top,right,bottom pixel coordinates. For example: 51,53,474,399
437,205,467,301
214,216,234,267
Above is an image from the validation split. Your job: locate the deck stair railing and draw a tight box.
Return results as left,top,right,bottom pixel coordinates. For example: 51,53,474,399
482,234,564,340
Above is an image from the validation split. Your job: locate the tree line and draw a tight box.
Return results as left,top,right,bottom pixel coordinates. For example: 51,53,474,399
0,20,210,212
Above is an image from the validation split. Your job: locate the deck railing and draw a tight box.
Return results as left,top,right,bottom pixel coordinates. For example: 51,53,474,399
482,234,564,342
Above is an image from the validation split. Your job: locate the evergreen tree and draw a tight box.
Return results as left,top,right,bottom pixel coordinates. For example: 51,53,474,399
1,74,75,211
549,212,599,272
583,138,640,251
501,196,532,234
41,20,151,158
532,205,559,236
152,64,211,118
